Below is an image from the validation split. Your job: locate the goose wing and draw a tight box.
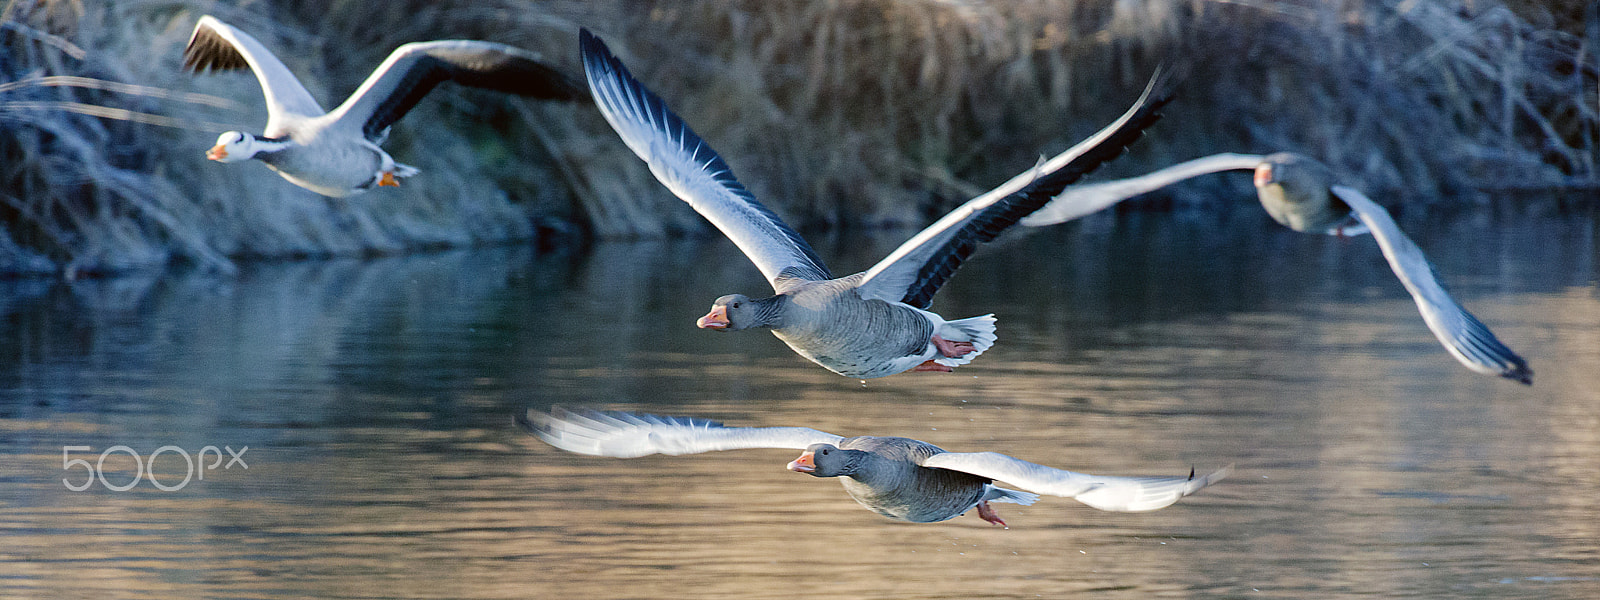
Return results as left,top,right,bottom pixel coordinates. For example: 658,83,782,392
325,40,585,141
922,452,1231,512
580,29,830,289
1331,186,1532,384
519,408,843,458
856,73,1170,308
1020,153,1266,226
183,15,325,134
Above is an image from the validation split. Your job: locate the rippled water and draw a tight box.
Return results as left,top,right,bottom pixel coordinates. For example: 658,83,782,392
2,207,1597,599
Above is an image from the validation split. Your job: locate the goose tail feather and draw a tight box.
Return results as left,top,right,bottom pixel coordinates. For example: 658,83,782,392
934,314,997,367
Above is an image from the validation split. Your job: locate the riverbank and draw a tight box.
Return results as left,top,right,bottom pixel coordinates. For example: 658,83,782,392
2,0,1594,276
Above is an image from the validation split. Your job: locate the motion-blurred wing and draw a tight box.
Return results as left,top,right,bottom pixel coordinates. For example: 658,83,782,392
1332,186,1532,384
580,29,830,288
1020,153,1265,226
923,451,1230,512
519,408,844,458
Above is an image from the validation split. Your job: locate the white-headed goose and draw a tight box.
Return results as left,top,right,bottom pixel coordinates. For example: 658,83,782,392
1021,152,1532,384
520,408,1230,527
580,29,1168,379
183,15,585,197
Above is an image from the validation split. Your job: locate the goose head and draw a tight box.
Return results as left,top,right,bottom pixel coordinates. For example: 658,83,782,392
697,294,763,331
787,443,865,477
206,131,261,163
1253,152,1343,233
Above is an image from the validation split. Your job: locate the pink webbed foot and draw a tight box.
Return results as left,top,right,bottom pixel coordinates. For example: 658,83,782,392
976,501,1007,528
914,360,953,372
931,335,975,358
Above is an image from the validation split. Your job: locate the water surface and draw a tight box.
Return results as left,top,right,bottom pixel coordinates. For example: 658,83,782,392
2,207,1597,599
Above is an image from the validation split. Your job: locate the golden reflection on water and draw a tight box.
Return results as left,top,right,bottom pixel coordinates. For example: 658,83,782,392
2,213,1597,598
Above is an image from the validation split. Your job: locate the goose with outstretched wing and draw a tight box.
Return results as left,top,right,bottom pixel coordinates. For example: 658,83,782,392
1020,152,1532,384
184,15,585,197
580,29,1168,378
521,408,1230,527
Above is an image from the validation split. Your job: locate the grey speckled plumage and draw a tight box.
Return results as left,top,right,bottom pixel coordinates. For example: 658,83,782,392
824,436,1027,524
1021,152,1531,384
519,408,1230,526
183,15,584,197
765,275,939,378
580,29,1168,378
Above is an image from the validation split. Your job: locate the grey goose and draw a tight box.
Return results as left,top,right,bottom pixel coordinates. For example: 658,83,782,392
519,408,1230,527
580,29,1169,379
183,15,585,197
1022,152,1532,384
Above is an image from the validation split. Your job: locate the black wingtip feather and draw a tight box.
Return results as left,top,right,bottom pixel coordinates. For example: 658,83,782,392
900,77,1172,308
183,26,250,74
1505,364,1533,385
1458,310,1532,385
361,42,587,140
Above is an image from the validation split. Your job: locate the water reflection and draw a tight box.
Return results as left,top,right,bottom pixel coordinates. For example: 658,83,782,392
1,207,1597,599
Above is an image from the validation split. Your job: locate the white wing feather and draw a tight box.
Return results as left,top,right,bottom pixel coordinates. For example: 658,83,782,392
580,31,829,288
522,409,843,458
923,451,1231,512
188,16,325,133
1020,153,1266,226
1332,186,1531,382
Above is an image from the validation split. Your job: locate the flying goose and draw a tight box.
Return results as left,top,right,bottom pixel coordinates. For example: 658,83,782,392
580,29,1168,379
1021,152,1532,384
183,15,585,197
519,408,1230,527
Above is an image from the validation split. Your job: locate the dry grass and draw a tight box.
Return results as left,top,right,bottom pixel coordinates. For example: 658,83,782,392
570,0,1597,215
1,0,1595,275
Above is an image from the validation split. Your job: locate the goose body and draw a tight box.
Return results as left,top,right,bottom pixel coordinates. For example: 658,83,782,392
1251,152,1361,234
247,130,393,197
184,15,584,197
811,436,1023,524
756,277,985,379
580,29,1167,378
520,408,1230,527
1022,152,1532,384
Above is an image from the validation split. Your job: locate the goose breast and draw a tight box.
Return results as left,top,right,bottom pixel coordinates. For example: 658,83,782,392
771,287,935,378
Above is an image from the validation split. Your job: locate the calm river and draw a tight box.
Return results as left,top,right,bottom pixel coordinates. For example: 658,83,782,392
2,206,1596,599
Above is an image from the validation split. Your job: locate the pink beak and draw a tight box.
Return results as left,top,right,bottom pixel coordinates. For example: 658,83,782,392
697,305,729,329
206,145,228,161
786,451,815,473
1253,163,1274,187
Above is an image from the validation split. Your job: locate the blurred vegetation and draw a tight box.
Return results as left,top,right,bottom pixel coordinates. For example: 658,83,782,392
1,0,1595,276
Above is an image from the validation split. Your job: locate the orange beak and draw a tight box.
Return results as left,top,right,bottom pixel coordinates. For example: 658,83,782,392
206,145,228,161
1253,163,1274,187
787,451,815,473
696,305,729,330
378,172,400,187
